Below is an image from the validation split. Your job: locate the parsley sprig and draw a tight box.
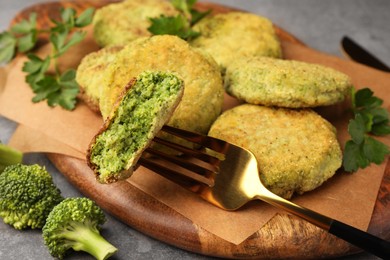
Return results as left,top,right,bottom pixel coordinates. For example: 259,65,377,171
0,13,38,63
147,0,210,41
0,7,94,110
343,88,390,172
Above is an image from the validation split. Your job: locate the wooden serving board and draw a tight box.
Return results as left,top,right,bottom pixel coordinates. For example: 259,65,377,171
12,1,390,259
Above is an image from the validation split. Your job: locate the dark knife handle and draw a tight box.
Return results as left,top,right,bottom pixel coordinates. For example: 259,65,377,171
342,36,390,72
329,219,390,259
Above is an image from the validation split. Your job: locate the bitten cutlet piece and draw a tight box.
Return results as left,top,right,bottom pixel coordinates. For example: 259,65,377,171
87,71,184,183
98,35,224,150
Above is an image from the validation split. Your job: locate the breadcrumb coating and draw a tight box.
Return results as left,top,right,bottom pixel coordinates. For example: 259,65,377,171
190,12,282,72
99,35,224,140
93,0,179,46
208,104,342,199
225,56,352,108
76,45,123,112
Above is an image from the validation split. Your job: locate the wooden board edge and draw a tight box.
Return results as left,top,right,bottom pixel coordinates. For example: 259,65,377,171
9,0,389,258
47,153,390,259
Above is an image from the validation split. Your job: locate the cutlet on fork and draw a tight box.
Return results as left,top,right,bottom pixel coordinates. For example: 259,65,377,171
137,125,390,259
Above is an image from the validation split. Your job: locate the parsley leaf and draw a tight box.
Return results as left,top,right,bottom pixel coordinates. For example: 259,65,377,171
75,8,95,27
191,8,212,25
56,69,80,110
1,7,94,110
31,75,60,103
147,0,209,41
371,121,390,136
30,69,79,110
22,53,51,90
10,13,37,34
17,32,37,53
0,13,38,64
0,32,17,64
343,88,390,172
50,29,86,57
343,140,369,172
354,88,382,108
12,13,38,53
148,15,200,40
363,136,389,164
348,113,366,144
60,8,77,26
171,0,196,18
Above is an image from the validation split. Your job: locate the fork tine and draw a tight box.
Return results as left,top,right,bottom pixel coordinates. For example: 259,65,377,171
144,146,216,177
137,126,225,191
161,125,230,154
145,127,390,259
138,155,213,191
138,157,193,186
152,136,219,165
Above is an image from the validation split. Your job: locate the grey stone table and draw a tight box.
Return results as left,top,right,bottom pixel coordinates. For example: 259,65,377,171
0,0,388,259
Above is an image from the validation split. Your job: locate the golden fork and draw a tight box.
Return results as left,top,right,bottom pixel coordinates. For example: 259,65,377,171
138,125,390,259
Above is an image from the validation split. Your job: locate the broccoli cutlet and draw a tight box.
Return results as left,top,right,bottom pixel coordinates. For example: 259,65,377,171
76,45,123,113
225,56,352,108
190,12,282,72
98,35,224,146
87,71,184,183
208,104,342,199
93,0,179,46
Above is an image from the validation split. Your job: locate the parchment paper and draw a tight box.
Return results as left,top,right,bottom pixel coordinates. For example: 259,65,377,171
1,40,389,245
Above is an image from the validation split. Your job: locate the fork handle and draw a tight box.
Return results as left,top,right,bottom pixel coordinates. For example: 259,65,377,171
257,190,390,258
328,220,390,259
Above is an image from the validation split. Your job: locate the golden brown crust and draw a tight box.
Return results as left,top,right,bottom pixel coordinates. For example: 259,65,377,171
208,104,342,199
76,45,124,114
86,77,137,182
77,88,101,114
190,12,282,72
98,35,224,151
224,56,352,108
92,0,179,46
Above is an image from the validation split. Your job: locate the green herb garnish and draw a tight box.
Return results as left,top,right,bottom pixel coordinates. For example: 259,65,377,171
0,7,94,110
0,13,37,63
147,0,210,41
343,88,390,172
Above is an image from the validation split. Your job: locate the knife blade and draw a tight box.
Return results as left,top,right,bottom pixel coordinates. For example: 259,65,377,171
341,36,390,72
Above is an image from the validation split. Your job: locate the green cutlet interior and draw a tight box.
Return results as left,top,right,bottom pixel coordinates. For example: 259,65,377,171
90,71,183,178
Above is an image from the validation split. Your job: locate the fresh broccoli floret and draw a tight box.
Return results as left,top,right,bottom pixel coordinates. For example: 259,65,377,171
0,163,63,229
0,142,23,173
42,197,117,260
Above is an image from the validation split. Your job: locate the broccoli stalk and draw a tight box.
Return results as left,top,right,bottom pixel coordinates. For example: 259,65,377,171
43,197,117,260
0,164,63,229
0,142,23,173
57,220,117,260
